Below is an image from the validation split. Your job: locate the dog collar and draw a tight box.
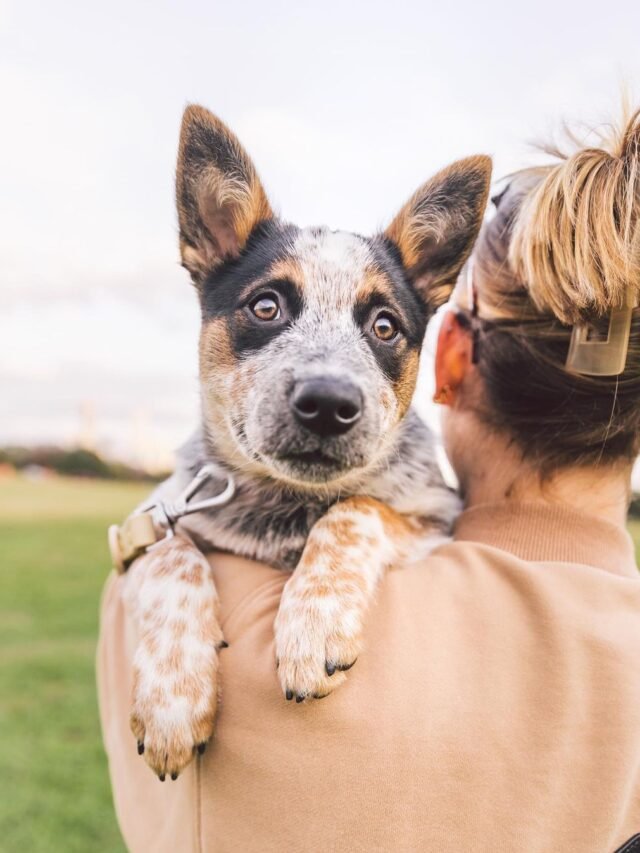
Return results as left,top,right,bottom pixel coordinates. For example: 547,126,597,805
108,464,236,573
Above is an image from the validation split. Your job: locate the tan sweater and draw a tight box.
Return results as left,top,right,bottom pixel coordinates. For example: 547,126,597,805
97,502,640,853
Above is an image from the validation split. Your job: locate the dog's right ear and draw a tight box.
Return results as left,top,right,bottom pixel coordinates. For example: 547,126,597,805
384,155,492,311
176,105,274,283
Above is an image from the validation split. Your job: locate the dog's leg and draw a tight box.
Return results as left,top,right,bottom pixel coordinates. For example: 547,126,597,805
274,496,443,702
121,535,224,780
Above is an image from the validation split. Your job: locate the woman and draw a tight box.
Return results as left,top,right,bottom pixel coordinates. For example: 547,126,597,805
98,110,640,852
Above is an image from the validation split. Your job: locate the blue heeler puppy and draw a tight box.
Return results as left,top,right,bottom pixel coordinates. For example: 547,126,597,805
116,105,491,780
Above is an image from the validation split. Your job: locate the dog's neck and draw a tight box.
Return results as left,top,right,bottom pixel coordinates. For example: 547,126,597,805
169,408,454,569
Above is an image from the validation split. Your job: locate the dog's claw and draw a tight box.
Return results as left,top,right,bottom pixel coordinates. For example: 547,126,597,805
137,741,145,755
171,772,179,781
337,659,357,672
285,690,294,701
325,662,336,676
218,640,229,649
295,694,305,703
197,743,207,755
158,774,166,782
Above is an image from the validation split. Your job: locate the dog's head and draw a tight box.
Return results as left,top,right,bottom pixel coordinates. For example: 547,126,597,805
176,105,491,488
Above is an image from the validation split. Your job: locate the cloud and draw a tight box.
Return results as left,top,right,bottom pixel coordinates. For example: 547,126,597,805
2,0,640,468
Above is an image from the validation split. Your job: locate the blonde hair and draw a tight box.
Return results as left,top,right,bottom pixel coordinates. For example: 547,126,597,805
469,108,640,470
509,110,640,324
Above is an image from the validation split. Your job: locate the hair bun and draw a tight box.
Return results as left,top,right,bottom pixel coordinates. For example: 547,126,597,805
509,109,640,325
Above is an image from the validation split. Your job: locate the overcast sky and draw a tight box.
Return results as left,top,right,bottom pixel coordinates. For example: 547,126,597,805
2,0,640,470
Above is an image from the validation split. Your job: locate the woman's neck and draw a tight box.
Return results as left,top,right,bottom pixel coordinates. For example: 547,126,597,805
455,420,632,528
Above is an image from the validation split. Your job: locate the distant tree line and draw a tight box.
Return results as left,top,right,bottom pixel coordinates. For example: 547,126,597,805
2,444,639,514
0,446,166,482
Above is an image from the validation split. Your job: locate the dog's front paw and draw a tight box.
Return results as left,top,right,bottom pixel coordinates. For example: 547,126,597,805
130,635,222,780
274,578,362,703
125,536,225,780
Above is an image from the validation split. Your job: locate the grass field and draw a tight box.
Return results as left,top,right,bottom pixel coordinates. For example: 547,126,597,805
630,519,640,560
0,476,149,853
0,475,639,853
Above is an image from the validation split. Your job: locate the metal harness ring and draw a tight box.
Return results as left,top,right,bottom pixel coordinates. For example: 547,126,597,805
108,464,236,573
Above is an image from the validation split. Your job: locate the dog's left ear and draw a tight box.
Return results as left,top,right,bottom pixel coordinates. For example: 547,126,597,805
385,155,492,310
176,105,274,284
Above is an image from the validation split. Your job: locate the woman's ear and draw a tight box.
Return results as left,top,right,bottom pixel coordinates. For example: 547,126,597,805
434,311,474,405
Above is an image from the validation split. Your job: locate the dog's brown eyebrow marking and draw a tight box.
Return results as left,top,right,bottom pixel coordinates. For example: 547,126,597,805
266,257,305,288
355,267,396,298
233,254,306,310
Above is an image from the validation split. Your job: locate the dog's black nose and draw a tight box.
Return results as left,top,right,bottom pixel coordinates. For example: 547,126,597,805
291,378,363,437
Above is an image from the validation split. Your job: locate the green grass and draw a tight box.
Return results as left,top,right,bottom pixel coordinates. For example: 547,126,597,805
0,475,638,852
0,476,149,853
629,519,640,564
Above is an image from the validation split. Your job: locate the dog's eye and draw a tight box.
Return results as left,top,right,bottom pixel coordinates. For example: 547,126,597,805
372,312,399,341
251,295,280,321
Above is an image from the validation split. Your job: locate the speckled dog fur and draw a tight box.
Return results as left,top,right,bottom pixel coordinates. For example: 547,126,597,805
122,105,491,779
